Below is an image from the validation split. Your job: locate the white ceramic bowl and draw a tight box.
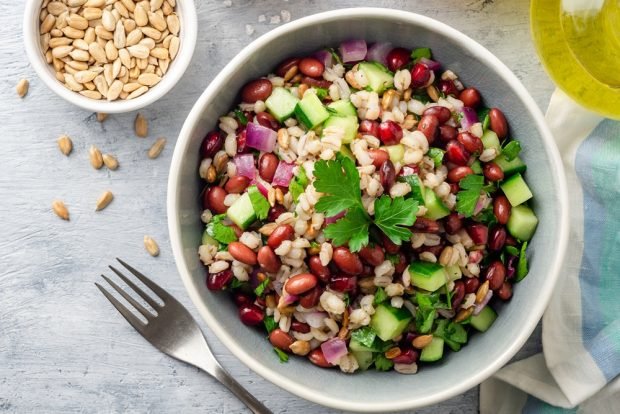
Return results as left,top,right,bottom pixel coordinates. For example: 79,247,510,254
168,8,569,412
23,0,197,113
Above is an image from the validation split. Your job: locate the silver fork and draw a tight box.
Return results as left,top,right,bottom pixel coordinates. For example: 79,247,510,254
96,258,272,414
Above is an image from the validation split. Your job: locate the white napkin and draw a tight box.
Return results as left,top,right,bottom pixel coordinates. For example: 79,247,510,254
479,89,620,413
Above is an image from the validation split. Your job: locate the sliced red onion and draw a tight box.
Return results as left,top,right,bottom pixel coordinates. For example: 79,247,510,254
473,196,486,216
278,290,298,308
437,308,456,319
233,154,256,180
321,338,348,365
313,49,333,68
325,210,346,225
418,57,441,71
272,161,295,186
340,39,367,63
246,122,277,153
255,179,270,198
304,311,328,328
473,291,493,316
459,106,479,131
366,42,392,66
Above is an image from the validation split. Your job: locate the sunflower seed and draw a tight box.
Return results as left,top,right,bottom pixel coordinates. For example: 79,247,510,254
57,134,73,155
134,4,148,26
147,137,166,159
102,153,119,170
16,79,29,98
96,112,108,122
134,113,148,137
89,145,104,169
95,191,114,211
52,200,70,220
144,236,160,256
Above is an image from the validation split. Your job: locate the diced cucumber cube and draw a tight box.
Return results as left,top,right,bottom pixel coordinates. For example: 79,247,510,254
507,204,539,241
358,62,394,94
470,306,497,332
327,100,357,116
382,144,404,164
370,304,412,341
494,154,527,177
323,115,358,144
481,130,501,153
352,350,374,371
423,190,450,220
420,337,444,362
294,93,329,129
409,262,447,292
500,173,533,206
226,192,256,229
265,87,299,122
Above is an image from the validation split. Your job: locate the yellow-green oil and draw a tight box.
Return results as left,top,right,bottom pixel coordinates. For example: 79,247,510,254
531,0,620,119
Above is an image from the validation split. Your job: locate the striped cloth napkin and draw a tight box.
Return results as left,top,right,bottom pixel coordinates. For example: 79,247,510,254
479,89,620,413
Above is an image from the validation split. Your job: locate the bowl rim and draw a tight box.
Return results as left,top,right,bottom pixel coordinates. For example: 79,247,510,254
22,0,198,114
167,7,569,411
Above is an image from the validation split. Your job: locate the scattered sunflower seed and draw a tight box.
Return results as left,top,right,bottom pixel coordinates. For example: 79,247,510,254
57,134,73,156
89,145,104,169
16,79,29,98
96,112,107,122
52,200,70,220
102,153,119,170
134,113,148,137
147,137,166,159
95,190,114,211
143,235,160,257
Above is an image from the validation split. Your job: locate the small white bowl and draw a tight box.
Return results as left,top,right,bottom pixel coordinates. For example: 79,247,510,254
23,0,197,114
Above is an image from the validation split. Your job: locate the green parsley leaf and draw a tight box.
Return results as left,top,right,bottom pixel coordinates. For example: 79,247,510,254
434,319,468,344
264,316,277,334
273,347,289,363
233,108,248,126
343,293,350,306
385,253,400,265
373,196,418,245
373,287,388,305
206,214,238,245
248,186,270,220
456,174,485,217
314,157,365,217
411,47,432,61
314,87,329,100
474,206,497,226
323,207,369,252
254,278,270,297
502,140,522,161
477,107,490,130
412,93,431,104
516,241,529,282
445,286,454,310
289,165,309,202
351,326,377,349
504,245,520,257
230,278,243,289
427,148,444,168
374,353,393,371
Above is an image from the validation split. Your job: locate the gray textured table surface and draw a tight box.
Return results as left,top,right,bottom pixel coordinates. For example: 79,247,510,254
0,1,554,412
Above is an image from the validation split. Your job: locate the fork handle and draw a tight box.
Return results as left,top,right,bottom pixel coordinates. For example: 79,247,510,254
210,363,273,414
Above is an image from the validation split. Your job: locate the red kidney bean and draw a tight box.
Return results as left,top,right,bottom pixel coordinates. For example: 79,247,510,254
359,120,380,137
483,162,504,182
485,260,506,291
267,224,294,249
329,274,357,293
257,246,281,273
269,329,294,351
413,217,440,233
445,140,470,165
464,277,480,294
439,125,458,142
381,234,400,254
241,78,272,103
308,348,333,367
378,120,403,145
493,195,511,225
457,132,483,154
448,166,474,183
301,76,331,89
386,47,411,71
275,57,301,77
238,304,264,326
488,225,507,252
392,348,419,364
459,88,482,109
200,131,224,159
368,148,389,168
308,255,331,283
291,320,311,333
449,183,460,194
285,273,318,295
444,213,463,235
228,242,257,265
298,57,324,78
359,245,385,267
451,280,465,310
498,281,513,300
423,106,452,124
438,79,459,97
380,160,396,190
206,269,233,290
233,292,253,307
258,153,279,182
417,114,439,144
332,247,363,275
204,186,228,214
489,108,508,138
255,111,279,130
411,63,431,88
467,223,488,245
224,176,250,194
268,205,286,222
299,286,322,308
393,251,408,274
